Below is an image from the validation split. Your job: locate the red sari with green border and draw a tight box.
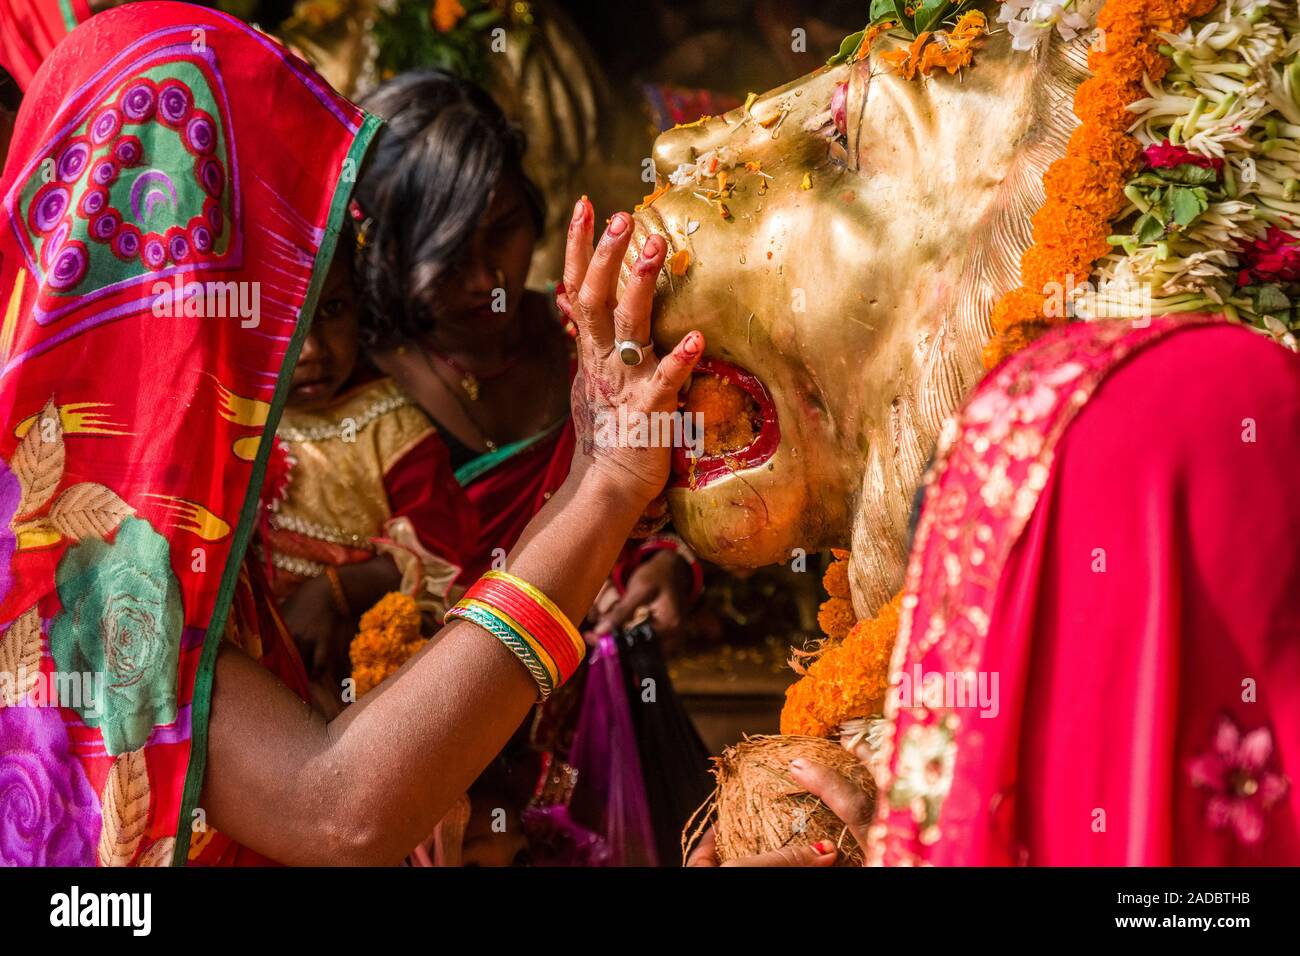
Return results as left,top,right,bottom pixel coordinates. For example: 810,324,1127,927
0,2,378,866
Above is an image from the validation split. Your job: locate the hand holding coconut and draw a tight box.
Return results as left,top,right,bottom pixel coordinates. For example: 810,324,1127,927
684,737,876,867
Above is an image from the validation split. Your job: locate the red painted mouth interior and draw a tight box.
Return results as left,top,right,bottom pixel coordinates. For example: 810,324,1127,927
671,357,780,489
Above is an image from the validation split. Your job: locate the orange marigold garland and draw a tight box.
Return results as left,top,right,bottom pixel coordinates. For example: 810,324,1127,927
350,591,427,697
815,549,856,641
982,0,1219,368
782,592,902,737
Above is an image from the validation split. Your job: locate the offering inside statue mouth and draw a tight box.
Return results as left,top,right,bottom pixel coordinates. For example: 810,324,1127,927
671,357,779,489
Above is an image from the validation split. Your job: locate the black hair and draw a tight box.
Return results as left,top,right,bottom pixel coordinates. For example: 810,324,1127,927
352,69,544,348
0,64,21,113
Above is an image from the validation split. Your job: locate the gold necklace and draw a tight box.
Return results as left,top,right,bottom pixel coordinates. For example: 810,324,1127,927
414,343,500,452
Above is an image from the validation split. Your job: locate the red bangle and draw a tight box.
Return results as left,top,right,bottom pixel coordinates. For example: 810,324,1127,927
471,578,580,678
455,572,586,687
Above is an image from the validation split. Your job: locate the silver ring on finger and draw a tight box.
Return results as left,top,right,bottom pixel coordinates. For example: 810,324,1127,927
616,339,650,367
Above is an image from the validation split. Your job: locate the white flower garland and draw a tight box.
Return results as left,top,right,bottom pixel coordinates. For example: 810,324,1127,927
997,0,1092,51
1076,0,1300,350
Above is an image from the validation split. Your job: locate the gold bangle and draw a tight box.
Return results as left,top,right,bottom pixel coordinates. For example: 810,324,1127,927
324,566,351,618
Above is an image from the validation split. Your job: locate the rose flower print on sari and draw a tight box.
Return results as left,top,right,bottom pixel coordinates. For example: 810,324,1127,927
0,3,379,866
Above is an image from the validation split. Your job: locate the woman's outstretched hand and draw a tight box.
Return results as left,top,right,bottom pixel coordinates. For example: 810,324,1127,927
559,198,703,504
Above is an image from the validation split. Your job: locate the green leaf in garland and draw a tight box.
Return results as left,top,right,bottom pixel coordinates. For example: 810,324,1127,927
827,28,866,66
1170,185,1209,228
869,0,896,20
891,0,915,33
913,0,957,35
1162,163,1219,186
1135,212,1166,245
1251,283,1292,315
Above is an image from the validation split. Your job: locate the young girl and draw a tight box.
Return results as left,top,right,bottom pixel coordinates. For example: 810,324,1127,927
265,251,474,704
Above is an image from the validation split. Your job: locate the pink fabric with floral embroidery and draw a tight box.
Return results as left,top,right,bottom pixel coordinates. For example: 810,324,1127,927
871,317,1300,865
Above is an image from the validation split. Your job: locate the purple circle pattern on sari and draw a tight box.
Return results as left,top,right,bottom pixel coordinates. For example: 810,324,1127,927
120,79,157,123
197,157,224,200
114,136,143,168
27,77,229,280
157,81,192,127
142,237,167,270
112,224,141,260
0,707,100,867
91,210,121,243
56,139,90,183
167,228,190,263
90,106,122,146
185,113,216,156
190,221,212,254
47,240,89,291
205,199,222,234
77,187,108,219
91,158,118,187
30,184,70,234
42,220,70,270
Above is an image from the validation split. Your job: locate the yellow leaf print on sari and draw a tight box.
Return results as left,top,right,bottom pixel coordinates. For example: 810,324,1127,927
144,494,232,542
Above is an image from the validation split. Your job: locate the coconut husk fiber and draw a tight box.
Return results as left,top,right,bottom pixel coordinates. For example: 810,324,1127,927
682,735,876,866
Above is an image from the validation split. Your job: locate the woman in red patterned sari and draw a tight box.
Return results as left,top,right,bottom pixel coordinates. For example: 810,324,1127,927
689,315,1300,868
0,2,704,866
868,316,1300,866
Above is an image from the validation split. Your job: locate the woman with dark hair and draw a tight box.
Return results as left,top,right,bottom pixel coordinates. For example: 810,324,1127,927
346,70,711,865
353,69,698,644
0,3,735,867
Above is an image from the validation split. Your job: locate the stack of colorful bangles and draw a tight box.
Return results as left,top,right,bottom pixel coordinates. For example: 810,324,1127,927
444,570,587,700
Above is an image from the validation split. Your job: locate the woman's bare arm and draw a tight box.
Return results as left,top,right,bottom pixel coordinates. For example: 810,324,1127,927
202,468,642,865
198,202,701,865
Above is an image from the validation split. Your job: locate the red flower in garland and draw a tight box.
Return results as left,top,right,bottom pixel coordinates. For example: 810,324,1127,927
1142,140,1224,173
1236,226,1300,287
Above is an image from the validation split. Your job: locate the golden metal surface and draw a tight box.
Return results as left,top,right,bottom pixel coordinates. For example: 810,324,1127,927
633,19,1098,614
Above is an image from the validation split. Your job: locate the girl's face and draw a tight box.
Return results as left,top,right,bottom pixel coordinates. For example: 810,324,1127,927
291,252,360,408
432,173,537,336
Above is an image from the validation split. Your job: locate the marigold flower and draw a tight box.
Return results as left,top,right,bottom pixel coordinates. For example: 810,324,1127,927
782,593,902,737
350,592,426,697
817,597,856,641
823,553,851,600
432,0,466,33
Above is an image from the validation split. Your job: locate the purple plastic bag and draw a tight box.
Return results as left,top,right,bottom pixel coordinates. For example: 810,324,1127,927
523,634,658,866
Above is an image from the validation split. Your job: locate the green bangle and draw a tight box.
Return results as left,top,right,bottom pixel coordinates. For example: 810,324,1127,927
446,603,554,700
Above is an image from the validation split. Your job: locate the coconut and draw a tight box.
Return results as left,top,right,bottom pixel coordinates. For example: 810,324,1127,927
683,734,876,866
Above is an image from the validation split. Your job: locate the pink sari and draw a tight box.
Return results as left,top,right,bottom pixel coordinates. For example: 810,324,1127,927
871,316,1300,865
